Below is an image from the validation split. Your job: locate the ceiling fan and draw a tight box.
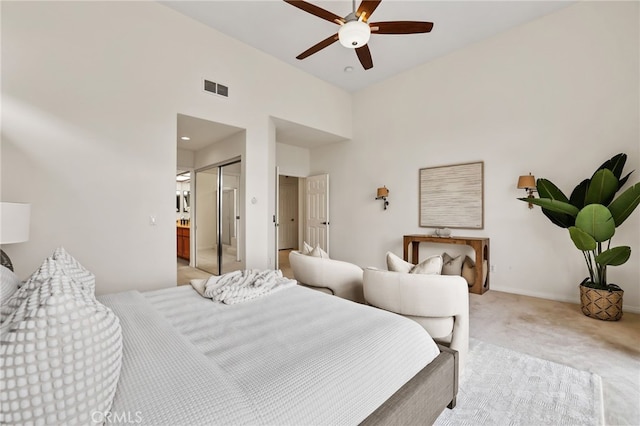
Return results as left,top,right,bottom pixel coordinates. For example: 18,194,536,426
283,0,433,70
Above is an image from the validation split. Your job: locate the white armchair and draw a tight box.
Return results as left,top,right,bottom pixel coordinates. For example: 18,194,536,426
289,250,365,303
363,268,469,373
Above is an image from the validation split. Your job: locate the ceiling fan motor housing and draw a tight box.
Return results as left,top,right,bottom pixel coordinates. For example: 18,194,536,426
338,20,371,48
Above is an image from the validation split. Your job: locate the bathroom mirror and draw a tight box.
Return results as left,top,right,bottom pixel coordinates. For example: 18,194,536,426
183,190,190,212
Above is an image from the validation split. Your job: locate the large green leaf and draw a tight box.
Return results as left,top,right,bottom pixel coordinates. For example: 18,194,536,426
537,179,569,201
569,179,590,209
595,153,626,180
608,182,640,227
575,204,615,242
536,179,573,227
595,246,631,266
585,169,618,205
619,170,633,189
595,153,634,193
520,197,580,216
569,226,596,251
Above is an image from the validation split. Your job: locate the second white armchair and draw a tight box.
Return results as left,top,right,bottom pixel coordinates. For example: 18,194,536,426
363,267,469,373
289,250,365,303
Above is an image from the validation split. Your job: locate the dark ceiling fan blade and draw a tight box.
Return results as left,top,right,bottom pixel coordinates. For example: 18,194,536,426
370,21,434,34
283,0,345,25
296,34,339,60
355,44,373,70
356,0,382,22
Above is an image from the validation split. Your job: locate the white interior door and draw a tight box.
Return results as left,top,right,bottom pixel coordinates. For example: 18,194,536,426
305,174,329,254
278,177,298,250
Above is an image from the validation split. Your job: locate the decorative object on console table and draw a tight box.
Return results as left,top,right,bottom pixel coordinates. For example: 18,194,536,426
0,202,31,272
434,228,452,237
403,234,489,295
419,161,484,229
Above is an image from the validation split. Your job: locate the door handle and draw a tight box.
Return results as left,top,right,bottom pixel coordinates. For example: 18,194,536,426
321,221,330,225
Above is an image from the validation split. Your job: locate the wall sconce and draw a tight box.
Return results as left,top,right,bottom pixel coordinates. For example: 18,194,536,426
517,173,537,209
376,186,389,210
0,202,31,271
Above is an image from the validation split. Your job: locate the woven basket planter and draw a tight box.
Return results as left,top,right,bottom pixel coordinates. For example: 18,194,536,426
579,284,624,321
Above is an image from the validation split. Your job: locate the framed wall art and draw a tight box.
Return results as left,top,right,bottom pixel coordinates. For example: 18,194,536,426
419,161,484,229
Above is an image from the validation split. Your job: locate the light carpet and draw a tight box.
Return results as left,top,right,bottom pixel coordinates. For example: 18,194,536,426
435,339,604,426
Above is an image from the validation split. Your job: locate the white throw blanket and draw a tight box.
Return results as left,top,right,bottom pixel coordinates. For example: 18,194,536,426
203,269,296,304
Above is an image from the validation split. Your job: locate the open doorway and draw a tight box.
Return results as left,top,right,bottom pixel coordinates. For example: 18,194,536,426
278,175,299,250
277,175,299,279
176,113,245,284
275,172,329,278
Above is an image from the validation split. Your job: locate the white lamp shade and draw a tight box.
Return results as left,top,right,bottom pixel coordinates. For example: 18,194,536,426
0,202,31,244
338,20,371,48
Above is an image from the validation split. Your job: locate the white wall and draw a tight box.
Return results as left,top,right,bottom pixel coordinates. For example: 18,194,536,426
1,1,352,294
276,143,311,178
312,1,640,311
177,149,194,170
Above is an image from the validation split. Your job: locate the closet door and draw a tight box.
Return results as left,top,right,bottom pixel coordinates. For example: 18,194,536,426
219,161,242,275
195,168,218,275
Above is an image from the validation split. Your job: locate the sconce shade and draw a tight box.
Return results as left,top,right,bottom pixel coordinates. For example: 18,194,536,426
0,202,31,244
376,187,389,198
517,174,536,189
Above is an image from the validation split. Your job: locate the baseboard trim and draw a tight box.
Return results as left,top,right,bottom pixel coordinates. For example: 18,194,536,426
490,285,640,314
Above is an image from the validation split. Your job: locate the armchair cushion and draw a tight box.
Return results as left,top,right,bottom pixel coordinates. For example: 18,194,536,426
386,251,443,275
386,251,414,273
442,253,464,276
308,245,329,258
410,255,443,275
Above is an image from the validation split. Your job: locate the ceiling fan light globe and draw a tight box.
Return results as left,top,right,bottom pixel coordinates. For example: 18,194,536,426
338,20,371,48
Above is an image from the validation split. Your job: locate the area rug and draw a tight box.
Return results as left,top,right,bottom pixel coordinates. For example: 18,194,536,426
434,339,604,426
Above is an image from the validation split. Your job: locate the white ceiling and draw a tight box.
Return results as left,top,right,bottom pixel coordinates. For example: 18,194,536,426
162,0,574,93
173,1,574,150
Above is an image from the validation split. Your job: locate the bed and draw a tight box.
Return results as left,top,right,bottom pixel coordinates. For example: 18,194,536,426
1,253,457,425
97,284,458,425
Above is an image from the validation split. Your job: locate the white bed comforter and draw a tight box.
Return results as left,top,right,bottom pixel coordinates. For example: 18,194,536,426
99,285,439,425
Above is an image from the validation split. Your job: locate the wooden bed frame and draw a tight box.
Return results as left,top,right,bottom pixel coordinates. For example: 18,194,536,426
362,345,458,425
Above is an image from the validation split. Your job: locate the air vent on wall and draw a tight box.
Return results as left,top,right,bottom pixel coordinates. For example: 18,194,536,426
203,79,229,98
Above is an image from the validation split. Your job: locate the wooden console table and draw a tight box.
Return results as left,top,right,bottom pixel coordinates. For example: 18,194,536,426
403,235,490,295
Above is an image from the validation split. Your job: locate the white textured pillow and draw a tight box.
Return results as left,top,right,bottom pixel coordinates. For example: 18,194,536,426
410,255,443,275
386,251,414,273
2,250,96,324
300,241,314,255
0,273,122,425
442,252,464,276
0,265,20,306
51,246,95,292
308,244,329,259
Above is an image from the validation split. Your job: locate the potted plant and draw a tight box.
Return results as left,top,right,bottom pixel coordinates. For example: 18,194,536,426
519,153,640,320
